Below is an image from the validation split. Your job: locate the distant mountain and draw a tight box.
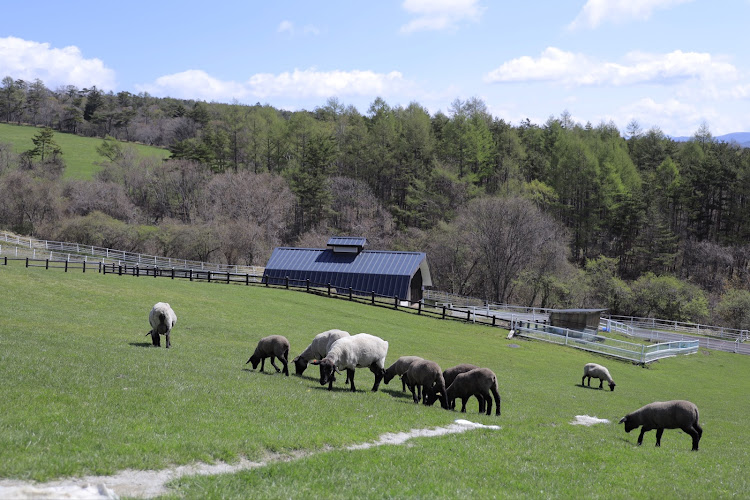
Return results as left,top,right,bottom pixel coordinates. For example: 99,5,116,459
670,132,750,148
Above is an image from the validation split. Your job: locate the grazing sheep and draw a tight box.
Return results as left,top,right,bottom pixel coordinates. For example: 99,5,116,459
145,302,177,348
443,367,501,416
292,329,350,376
404,359,448,409
582,363,616,391
311,333,388,392
443,363,480,387
619,400,702,451
246,335,290,376
383,356,423,391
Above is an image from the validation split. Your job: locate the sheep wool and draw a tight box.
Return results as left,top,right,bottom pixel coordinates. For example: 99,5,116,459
311,333,388,392
147,302,177,349
293,329,350,376
619,400,702,451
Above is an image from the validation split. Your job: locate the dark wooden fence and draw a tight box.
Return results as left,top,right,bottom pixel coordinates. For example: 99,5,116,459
3,257,513,330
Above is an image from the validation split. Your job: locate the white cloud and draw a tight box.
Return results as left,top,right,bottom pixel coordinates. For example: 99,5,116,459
0,36,116,89
135,70,248,101
135,68,413,103
247,69,411,98
485,47,737,87
568,0,693,30
277,20,294,34
400,0,484,33
277,20,321,36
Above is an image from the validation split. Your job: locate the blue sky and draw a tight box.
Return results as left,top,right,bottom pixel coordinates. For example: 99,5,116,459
1,0,749,137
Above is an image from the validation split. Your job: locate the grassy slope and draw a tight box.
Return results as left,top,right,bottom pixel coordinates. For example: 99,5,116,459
0,123,170,180
0,263,748,499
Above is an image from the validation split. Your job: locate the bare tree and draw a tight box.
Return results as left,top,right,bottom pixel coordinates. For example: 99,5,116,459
458,195,570,304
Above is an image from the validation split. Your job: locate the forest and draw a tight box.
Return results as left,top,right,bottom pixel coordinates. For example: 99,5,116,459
2,75,750,328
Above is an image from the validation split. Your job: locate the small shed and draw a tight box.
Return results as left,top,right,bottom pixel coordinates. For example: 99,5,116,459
263,237,432,302
548,309,606,332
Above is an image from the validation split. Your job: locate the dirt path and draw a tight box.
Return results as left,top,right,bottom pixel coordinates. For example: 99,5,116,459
0,419,501,499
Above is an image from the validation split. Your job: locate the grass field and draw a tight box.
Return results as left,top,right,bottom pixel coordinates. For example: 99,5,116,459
0,262,748,499
0,123,170,180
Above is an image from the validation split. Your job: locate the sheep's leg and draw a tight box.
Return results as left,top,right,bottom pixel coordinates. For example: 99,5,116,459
598,379,604,389
581,375,586,386
637,427,650,446
682,425,701,451
409,383,419,403
477,394,486,414
166,331,171,349
460,397,468,413
260,358,266,372
479,390,492,415
401,375,407,392
347,368,356,392
270,356,281,373
491,386,501,416
281,350,289,376
655,428,664,447
370,365,384,392
150,330,160,347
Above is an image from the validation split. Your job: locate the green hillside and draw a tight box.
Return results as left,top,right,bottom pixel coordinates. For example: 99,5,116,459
0,263,747,498
0,123,170,180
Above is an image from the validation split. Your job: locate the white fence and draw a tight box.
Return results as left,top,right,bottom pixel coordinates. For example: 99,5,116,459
0,230,264,275
513,321,699,364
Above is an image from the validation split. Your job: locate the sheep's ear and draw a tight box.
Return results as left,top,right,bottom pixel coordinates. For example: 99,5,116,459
310,359,320,365
618,416,627,424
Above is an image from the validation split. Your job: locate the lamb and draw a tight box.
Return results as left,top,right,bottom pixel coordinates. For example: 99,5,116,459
619,400,702,451
246,335,290,376
404,359,448,409
310,333,388,392
442,367,501,416
145,302,177,348
383,356,423,392
442,363,482,411
292,329,350,376
582,363,616,391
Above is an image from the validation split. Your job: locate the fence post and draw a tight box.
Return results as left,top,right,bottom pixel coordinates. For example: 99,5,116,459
467,309,471,322
245,273,249,286
46,259,49,270
349,287,353,301
371,291,375,305
418,301,422,315
395,296,399,309
64,260,68,273
154,266,158,278
492,315,496,327
307,279,310,292
190,269,193,282
172,268,175,280
442,306,446,320
25,257,29,268
285,276,289,289
565,329,568,345
83,261,86,273
327,283,331,296
226,271,230,284
207,271,211,283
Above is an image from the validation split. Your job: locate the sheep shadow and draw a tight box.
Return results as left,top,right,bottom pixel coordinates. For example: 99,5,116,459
578,383,605,390
129,342,155,348
241,368,287,376
381,387,414,400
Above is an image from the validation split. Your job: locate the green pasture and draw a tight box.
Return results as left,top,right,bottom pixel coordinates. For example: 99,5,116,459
0,262,747,499
0,123,170,180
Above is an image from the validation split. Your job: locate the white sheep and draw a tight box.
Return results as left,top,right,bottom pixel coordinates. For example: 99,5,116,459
404,359,448,409
246,335,290,376
441,367,501,416
145,302,177,348
619,400,703,450
311,333,388,392
582,363,616,391
292,329,350,376
383,356,423,392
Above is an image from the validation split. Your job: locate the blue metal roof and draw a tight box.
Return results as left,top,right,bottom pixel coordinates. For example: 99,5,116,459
263,247,429,299
327,236,367,248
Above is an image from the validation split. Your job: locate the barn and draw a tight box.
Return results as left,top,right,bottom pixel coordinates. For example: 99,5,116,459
262,237,432,302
